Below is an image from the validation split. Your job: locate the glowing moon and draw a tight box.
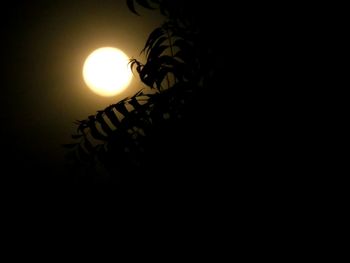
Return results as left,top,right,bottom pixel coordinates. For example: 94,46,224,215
83,47,132,97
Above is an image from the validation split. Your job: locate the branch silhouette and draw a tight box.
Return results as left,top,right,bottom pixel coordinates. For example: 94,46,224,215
64,0,216,179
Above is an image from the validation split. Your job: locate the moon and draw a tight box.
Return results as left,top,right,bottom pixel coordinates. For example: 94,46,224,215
83,47,133,97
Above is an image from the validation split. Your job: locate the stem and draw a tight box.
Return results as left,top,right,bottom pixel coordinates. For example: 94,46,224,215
166,28,174,58
166,27,176,87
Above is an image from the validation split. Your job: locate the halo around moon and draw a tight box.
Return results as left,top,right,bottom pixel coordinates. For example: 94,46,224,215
83,47,132,97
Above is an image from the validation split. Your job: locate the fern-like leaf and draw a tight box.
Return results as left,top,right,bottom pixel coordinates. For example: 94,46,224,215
141,27,165,54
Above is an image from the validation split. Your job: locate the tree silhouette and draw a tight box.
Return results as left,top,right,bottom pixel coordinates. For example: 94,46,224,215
63,0,221,185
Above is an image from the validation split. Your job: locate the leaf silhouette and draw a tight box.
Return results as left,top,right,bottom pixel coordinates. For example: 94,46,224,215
154,68,171,89
141,27,165,54
84,138,94,153
64,0,217,176
128,97,146,112
114,101,130,117
87,121,107,141
126,0,139,15
96,113,114,136
147,44,168,62
136,0,155,9
144,36,167,56
158,55,182,67
173,39,193,53
104,107,121,128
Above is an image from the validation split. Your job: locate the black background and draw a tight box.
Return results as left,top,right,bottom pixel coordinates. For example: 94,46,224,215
0,1,296,207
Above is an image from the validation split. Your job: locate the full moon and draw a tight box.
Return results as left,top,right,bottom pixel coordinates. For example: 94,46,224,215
83,47,133,97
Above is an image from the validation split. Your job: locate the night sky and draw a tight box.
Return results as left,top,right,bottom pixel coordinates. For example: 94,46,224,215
0,1,242,181
0,2,304,242
0,3,302,232
0,1,285,204
1,1,165,186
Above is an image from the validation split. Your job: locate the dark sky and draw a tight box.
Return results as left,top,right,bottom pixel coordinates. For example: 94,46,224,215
0,1,296,214
0,1,283,193
0,0,164,183
0,1,244,187
0,0,240,202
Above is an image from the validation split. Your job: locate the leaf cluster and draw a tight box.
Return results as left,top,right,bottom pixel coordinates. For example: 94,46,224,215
64,0,216,176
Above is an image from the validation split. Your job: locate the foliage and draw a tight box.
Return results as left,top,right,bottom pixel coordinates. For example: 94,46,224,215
63,0,215,176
